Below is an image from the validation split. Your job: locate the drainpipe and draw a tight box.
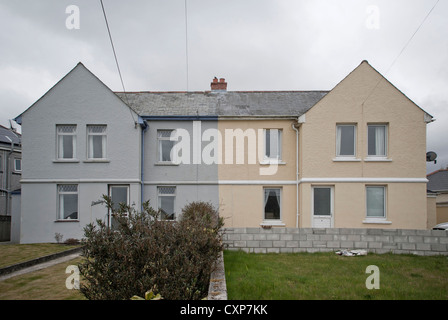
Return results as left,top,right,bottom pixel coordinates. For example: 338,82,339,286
291,122,300,228
139,118,148,211
4,136,14,216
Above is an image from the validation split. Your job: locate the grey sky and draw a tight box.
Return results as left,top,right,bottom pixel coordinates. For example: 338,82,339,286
0,0,446,173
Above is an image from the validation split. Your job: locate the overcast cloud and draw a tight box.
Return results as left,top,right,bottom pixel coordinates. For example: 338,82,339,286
0,0,446,173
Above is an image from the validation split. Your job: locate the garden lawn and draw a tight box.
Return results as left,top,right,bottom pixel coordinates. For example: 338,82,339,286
0,257,85,300
224,250,448,300
0,243,80,268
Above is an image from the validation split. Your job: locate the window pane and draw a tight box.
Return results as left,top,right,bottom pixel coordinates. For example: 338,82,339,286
110,186,128,211
366,187,385,217
368,126,386,156
265,130,271,157
15,159,21,171
60,194,78,219
62,135,73,158
91,135,104,158
265,129,281,159
159,196,175,220
264,189,280,220
314,188,331,216
338,126,355,156
160,140,174,161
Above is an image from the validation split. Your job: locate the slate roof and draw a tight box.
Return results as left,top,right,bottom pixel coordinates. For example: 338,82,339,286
427,169,448,192
0,125,21,146
114,91,329,117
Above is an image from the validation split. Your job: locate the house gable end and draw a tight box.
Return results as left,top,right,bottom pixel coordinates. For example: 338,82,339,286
15,62,137,125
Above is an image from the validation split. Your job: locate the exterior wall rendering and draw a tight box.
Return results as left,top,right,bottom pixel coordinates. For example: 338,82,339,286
17,63,141,243
297,61,430,230
14,60,434,243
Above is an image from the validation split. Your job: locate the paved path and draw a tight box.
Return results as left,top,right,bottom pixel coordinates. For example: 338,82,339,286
0,252,81,282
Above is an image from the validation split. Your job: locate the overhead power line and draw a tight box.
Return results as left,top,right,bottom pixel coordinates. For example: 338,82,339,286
184,0,189,92
362,0,439,106
99,0,136,123
385,0,440,74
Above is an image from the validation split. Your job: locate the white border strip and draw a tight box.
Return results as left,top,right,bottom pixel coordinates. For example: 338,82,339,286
21,177,428,185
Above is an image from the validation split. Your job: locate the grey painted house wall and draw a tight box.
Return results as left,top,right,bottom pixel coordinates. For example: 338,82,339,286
142,120,219,218
15,63,221,243
16,63,141,243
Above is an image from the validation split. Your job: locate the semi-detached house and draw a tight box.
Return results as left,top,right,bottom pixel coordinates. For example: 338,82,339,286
14,60,434,243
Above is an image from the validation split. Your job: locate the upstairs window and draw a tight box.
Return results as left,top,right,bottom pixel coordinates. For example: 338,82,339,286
57,125,77,159
158,130,175,163
87,125,107,159
336,124,356,157
264,129,282,160
368,125,387,157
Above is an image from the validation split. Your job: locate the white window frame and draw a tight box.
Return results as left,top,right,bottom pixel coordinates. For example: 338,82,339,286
262,187,283,225
157,186,176,220
157,129,177,164
263,129,282,161
366,124,388,159
14,158,21,172
56,125,77,160
87,125,107,160
335,124,357,159
57,184,79,221
365,185,387,220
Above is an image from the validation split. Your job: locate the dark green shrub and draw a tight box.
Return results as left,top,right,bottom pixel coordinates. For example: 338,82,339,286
78,196,224,300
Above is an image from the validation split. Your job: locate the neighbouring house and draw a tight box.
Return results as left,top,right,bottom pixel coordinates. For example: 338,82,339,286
14,60,435,243
427,168,448,225
0,124,21,216
0,125,21,242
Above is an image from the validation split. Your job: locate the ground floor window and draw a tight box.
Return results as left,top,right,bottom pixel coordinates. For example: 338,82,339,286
366,186,386,218
264,188,281,220
58,184,78,220
158,186,176,220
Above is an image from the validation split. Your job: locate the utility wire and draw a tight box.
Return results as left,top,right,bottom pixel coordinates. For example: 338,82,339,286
385,0,440,74
362,0,439,105
184,0,189,92
99,0,136,123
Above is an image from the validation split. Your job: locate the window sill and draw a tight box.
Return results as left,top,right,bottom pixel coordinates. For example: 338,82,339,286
53,159,80,163
155,162,179,166
362,219,391,224
332,157,361,162
55,219,79,222
260,160,286,165
260,221,285,227
364,157,392,162
83,159,110,163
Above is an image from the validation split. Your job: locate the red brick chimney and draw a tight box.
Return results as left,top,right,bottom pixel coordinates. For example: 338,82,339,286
210,77,227,91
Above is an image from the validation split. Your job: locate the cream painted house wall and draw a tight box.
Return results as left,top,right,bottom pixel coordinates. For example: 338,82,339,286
298,61,430,229
217,119,298,228
218,61,432,230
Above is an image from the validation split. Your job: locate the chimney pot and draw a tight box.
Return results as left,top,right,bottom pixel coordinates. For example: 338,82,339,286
211,77,227,91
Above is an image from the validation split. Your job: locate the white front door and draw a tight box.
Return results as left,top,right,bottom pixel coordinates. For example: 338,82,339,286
312,186,334,228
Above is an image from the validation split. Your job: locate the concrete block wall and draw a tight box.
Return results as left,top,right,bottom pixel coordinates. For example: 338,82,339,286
223,227,448,256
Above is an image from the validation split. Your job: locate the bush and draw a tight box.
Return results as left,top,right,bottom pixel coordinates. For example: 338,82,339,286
78,196,224,300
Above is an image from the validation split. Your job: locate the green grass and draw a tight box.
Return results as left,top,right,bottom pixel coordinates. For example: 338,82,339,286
0,257,86,300
224,250,448,300
0,243,80,268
